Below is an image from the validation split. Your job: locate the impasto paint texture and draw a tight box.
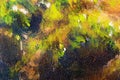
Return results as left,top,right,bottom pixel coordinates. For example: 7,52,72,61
0,0,120,80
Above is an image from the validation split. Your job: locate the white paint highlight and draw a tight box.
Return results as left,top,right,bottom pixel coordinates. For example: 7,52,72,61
37,0,51,8
45,2,51,8
83,14,87,19
119,26,120,30
12,5,18,11
12,5,28,15
19,8,28,15
63,48,66,52
109,21,114,27
109,31,113,37
22,34,28,39
20,40,23,51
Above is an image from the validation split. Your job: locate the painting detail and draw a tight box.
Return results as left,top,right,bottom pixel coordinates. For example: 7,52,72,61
0,0,120,80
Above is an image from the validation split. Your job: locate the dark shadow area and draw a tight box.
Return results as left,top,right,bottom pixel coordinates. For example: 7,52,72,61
39,53,72,80
29,10,42,33
37,36,119,80
58,40,119,79
0,61,9,80
0,35,21,67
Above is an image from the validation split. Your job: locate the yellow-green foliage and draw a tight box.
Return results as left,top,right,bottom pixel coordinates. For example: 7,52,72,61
68,13,84,27
87,0,98,3
15,35,20,40
19,12,30,27
10,0,16,2
0,1,8,18
107,0,120,7
87,10,100,25
41,0,120,53
4,15,13,25
52,43,65,63
11,12,30,27
68,0,77,7
2,0,120,79
69,28,86,49
27,38,41,53
43,4,63,21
